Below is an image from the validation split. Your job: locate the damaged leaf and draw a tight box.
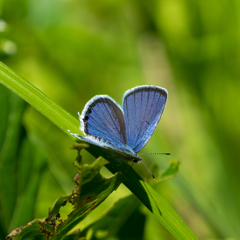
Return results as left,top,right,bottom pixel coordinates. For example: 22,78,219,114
7,144,124,240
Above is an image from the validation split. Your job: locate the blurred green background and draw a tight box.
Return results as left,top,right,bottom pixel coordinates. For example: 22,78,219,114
0,0,240,239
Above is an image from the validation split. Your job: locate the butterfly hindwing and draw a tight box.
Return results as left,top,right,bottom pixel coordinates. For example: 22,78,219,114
80,95,127,149
123,86,168,153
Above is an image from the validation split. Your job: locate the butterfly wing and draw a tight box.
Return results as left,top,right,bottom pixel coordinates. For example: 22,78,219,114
79,95,129,151
123,85,168,153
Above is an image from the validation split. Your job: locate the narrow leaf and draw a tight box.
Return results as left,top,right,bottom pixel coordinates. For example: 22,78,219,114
0,62,199,239
0,89,26,233
0,61,79,136
80,194,145,240
159,160,180,181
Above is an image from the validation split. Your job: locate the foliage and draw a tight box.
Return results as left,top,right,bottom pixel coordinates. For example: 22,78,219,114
7,144,124,240
0,62,197,239
1,0,240,239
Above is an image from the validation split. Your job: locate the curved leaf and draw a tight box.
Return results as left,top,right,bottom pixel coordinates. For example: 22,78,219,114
7,145,123,240
0,61,199,240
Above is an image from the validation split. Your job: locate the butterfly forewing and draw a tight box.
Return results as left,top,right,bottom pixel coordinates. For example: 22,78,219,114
80,96,127,148
123,86,168,153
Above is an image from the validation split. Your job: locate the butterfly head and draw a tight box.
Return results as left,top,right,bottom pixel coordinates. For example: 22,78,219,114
132,157,142,163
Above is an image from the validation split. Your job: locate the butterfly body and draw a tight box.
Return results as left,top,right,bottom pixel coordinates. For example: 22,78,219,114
72,85,168,164
78,133,142,162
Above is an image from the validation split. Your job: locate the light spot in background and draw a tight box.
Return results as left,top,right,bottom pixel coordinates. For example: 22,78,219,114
0,19,7,32
2,40,17,55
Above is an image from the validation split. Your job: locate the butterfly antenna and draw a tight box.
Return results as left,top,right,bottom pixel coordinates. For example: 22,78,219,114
139,152,171,156
140,160,156,180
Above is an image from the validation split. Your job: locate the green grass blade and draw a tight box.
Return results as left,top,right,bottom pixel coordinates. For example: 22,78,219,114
123,166,198,240
0,61,199,239
0,90,26,235
0,61,79,136
80,194,145,239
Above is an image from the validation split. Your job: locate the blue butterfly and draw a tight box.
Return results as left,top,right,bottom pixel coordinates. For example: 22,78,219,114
70,85,168,178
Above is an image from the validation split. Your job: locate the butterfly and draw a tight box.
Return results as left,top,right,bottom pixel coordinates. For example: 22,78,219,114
70,85,168,178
